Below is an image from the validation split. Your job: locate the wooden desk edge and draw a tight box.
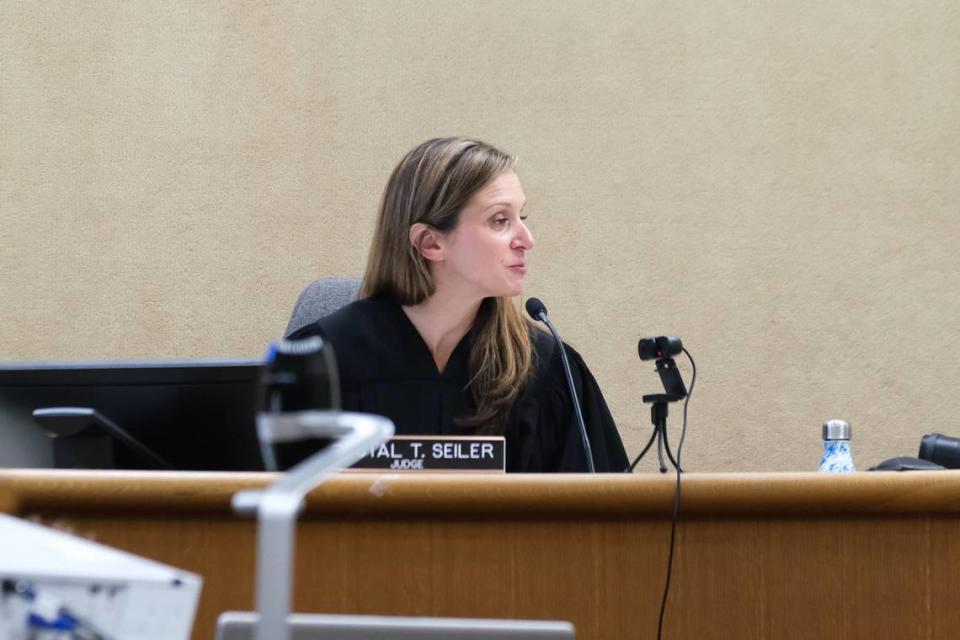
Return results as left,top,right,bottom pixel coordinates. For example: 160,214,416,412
2,469,959,516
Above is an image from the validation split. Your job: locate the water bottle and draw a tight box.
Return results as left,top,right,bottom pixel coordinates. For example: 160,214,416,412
819,419,855,473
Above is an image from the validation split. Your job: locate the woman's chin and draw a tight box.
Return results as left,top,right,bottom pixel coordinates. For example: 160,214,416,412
505,283,525,297
481,278,525,299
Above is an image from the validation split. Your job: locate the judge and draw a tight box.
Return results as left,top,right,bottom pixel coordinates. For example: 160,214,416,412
290,137,628,472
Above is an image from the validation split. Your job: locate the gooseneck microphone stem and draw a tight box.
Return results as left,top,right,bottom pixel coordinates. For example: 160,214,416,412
526,298,595,473
542,314,596,473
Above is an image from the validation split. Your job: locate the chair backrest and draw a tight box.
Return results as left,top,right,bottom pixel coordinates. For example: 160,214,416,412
284,277,362,338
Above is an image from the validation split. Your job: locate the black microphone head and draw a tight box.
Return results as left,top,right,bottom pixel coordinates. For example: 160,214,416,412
524,297,547,320
259,336,340,413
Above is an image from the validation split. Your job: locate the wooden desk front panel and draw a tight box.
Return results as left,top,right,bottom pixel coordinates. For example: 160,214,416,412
6,472,960,640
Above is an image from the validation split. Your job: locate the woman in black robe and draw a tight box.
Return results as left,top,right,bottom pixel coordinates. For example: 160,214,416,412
290,138,627,473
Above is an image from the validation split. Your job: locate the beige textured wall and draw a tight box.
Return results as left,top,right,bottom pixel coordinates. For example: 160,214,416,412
2,1,958,472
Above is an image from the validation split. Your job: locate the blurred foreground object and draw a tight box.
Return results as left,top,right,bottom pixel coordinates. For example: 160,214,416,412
0,513,200,639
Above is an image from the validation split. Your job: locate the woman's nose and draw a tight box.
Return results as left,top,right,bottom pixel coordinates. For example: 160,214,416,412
514,220,535,250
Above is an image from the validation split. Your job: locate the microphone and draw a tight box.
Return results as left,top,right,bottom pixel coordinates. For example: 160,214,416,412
525,297,595,473
257,336,342,470
524,297,548,322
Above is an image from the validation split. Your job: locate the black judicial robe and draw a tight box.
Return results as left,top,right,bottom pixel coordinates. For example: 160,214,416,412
288,294,628,473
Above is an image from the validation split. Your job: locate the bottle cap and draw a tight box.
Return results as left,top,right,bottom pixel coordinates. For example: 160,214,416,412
822,419,851,441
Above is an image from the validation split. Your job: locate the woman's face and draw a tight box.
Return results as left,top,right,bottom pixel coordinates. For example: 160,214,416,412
433,171,535,299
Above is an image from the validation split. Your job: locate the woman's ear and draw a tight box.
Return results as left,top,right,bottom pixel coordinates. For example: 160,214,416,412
409,222,445,262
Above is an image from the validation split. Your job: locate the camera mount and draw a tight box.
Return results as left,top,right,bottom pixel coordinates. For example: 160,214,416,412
631,353,688,473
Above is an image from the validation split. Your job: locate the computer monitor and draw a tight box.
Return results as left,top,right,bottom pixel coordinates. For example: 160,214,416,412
215,612,575,640
0,359,266,471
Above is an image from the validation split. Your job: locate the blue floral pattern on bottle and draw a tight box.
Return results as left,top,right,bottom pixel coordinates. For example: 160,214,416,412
819,440,855,473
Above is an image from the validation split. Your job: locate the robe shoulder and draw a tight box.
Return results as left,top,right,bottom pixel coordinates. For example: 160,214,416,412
515,327,629,472
286,296,412,381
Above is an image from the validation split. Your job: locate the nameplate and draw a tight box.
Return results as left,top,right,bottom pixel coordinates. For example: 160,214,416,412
350,436,505,472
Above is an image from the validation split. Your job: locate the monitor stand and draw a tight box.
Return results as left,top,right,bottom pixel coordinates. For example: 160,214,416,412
33,407,173,469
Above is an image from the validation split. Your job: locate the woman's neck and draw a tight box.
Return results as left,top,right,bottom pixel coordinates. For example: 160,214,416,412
402,290,483,374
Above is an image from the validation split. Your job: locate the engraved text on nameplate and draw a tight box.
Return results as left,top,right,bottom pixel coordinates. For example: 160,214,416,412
350,436,505,472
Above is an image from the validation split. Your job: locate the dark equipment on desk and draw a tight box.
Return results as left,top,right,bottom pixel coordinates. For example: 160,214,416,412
918,433,960,469
256,336,341,471
258,337,339,414
631,336,689,474
32,407,175,469
0,359,264,471
869,456,944,471
867,432,958,471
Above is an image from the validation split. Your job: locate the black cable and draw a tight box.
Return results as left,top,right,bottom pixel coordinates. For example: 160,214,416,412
656,347,696,640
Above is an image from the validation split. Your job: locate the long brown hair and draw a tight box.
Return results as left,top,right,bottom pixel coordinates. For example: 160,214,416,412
360,137,533,434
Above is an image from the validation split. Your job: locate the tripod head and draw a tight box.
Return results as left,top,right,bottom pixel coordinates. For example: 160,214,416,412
642,356,687,405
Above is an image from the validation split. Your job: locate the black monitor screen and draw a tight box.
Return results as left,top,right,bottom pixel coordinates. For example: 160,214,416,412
0,359,265,471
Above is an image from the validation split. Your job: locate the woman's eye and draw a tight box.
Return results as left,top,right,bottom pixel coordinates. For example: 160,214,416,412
492,218,508,227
